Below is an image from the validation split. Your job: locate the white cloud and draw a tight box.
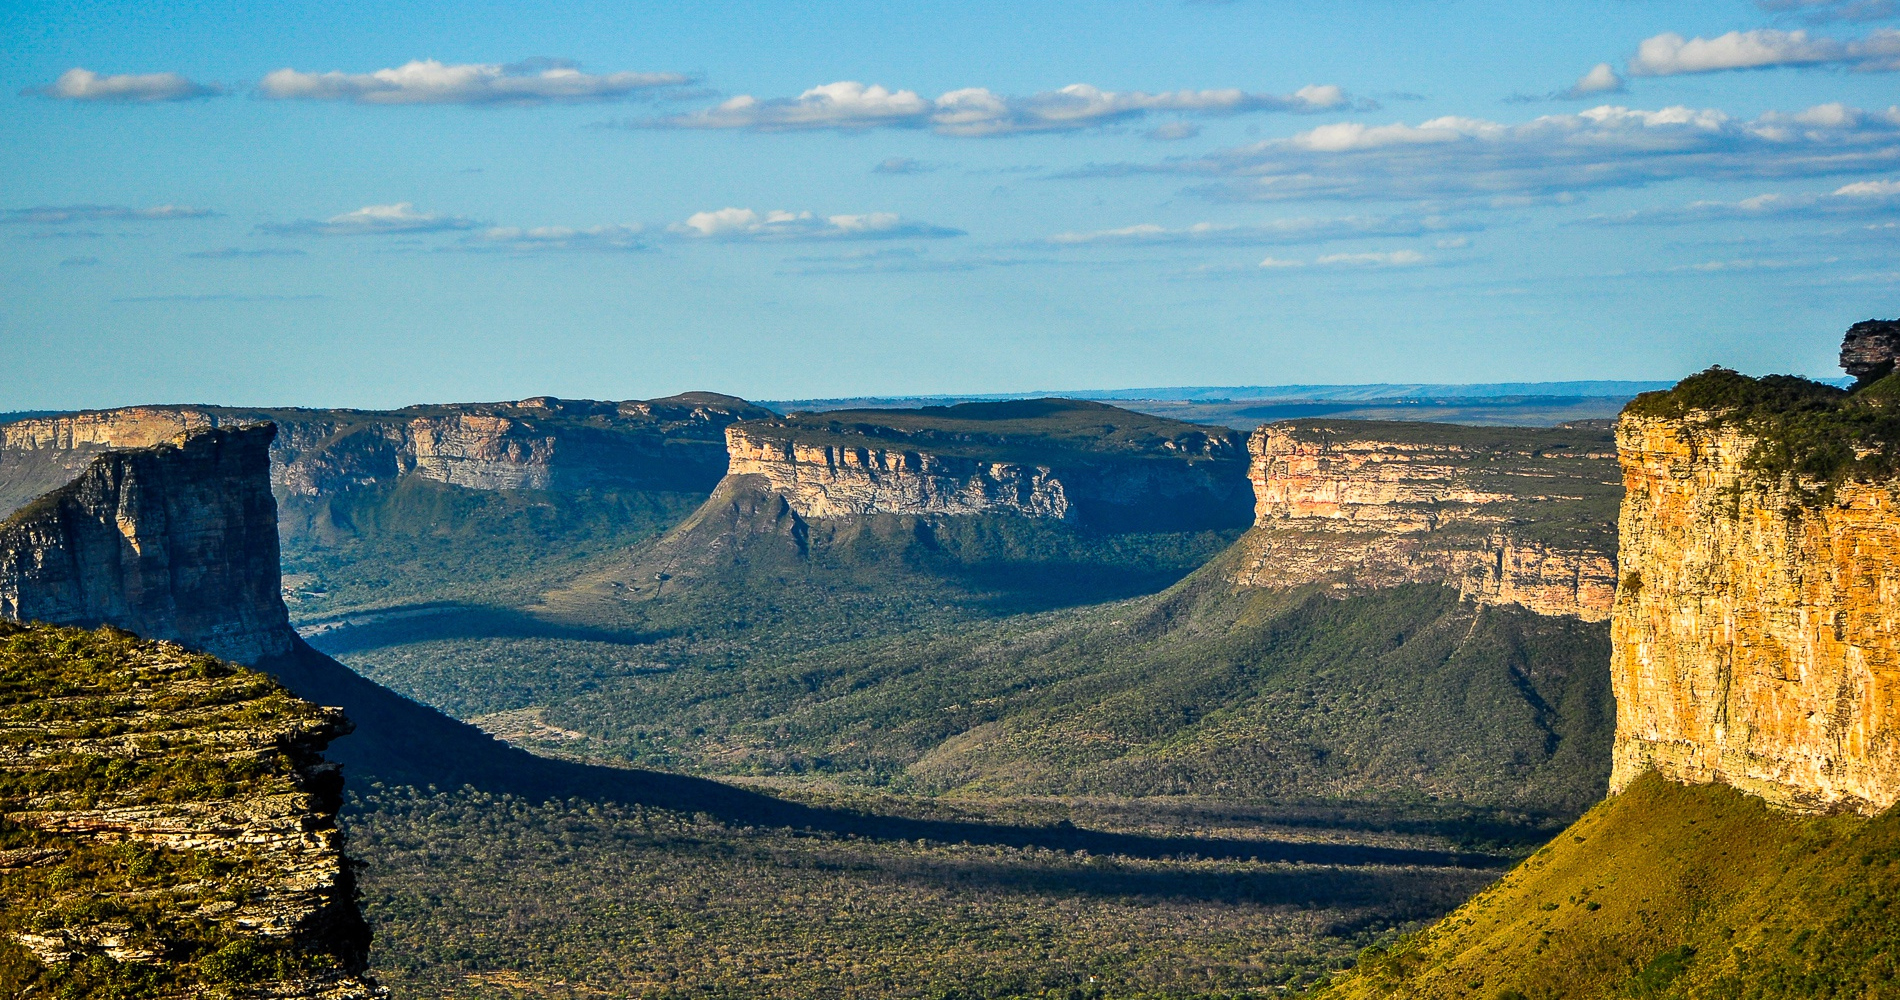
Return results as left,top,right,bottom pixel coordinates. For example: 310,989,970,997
1045,214,1475,246
1563,63,1627,99
458,225,646,252
1582,175,1900,224
1314,249,1429,267
1,204,216,224
671,207,963,241
872,157,934,174
261,203,480,236
1629,28,1900,75
1257,256,1304,268
636,80,1358,135
1079,103,1900,202
1146,122,1203,141
1435,236,1472,248
25,68,221,102
257,59,690,106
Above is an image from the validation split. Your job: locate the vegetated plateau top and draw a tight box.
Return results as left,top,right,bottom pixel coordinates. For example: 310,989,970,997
744,398,1247,466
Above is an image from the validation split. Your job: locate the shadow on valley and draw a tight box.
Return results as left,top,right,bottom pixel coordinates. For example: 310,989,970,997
267,641,1507,871
302,603,661,656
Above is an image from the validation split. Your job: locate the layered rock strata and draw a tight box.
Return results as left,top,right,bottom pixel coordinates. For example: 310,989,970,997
0,392,770,516
0,622,380,998
726,428,1071,518
719,402,1254,531
1231,421,1620,620
1609,412,1900,814
0,425,294,663
1841,318,1900,385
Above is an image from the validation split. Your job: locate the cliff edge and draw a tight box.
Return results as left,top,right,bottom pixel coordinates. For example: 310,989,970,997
1230,420,1620,620
1610,364,1900,814
0,425,294,663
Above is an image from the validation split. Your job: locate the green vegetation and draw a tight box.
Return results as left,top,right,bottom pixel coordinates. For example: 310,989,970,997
1624,367,1900,499
747,398,1244,464
0,623,361,998
1323,772,1900,999
347,783,1502,999
279,477,704,617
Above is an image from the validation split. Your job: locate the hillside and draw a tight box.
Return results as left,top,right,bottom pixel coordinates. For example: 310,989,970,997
1324,772,1900,1000
0,622,378,998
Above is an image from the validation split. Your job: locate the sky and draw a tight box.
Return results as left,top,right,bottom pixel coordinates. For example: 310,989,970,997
2,0,1897,410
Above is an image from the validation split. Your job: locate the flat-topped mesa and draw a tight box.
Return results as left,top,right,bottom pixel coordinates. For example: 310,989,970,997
0,392,773,512
1610,362,1900,815
718,399,1254,531
1231,420,1620,621
0,424,295,663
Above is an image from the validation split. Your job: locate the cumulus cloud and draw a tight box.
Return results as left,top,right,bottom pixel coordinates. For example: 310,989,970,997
1045,214,1475,246
25,68,221,102
1581,176,1900,224
671,208,964,241
1629,28,1900,75
256,59,691,106
1,204,216,224
1076,103,1900,202
457,225,646,252
260,203,480,236
633,80,1358,136
1563,64,1627,99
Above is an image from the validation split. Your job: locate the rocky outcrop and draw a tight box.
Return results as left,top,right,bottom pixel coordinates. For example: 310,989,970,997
0,425,294,663
1608,411,1900,815
1230,421,1620,620
0,392,772,514
0,621,381,998
1841,318,1900,386
726,427,1071,519
718,401,1254,531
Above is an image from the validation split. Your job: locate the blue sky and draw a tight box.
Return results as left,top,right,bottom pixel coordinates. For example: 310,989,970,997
3,0,1897,409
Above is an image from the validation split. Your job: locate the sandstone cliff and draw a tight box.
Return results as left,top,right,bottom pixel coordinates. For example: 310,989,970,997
0,621,380,998
0,392,771,515
1230,420,1620,620
719,399,1254,531
1609,376,1900,814
0,425,294,663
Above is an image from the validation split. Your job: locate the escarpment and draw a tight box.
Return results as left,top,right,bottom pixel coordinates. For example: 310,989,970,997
1609,364,1900,815
717,399,1254,531
0,425,294,663
0,392,771,515
0,622,380,998
1230,420,1620,620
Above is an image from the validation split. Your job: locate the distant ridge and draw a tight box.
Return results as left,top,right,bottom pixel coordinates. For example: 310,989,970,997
761,381,1682,413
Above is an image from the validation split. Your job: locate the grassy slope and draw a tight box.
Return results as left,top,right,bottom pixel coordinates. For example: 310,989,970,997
1325,772,1900,1000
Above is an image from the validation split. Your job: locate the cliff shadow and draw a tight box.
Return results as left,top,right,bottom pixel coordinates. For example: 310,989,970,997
301,602,662,656
269,641,1505,871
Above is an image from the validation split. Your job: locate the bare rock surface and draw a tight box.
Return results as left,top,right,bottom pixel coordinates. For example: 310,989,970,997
1231,420,1620,620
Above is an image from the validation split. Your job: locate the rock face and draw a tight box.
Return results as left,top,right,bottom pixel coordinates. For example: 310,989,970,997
0,425,294,663
1609,411,1900,815
726,427,1071,519
1230,421,1621,620
719,400,1254,531
0,392,771,517
1840,318,1900,386
0,622,381,998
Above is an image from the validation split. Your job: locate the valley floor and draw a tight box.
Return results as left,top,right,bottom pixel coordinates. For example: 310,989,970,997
345,784,1518,999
